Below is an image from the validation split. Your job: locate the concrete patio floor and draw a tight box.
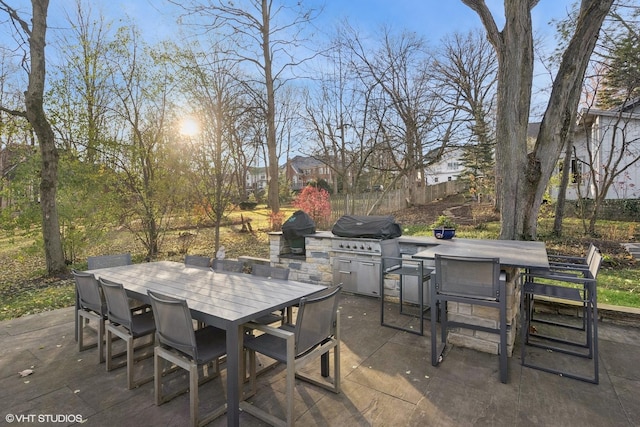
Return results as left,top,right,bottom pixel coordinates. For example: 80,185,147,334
1,293,639,426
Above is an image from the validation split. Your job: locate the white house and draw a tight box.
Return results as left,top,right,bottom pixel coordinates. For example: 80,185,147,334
424,146,465,184
558,99,640,200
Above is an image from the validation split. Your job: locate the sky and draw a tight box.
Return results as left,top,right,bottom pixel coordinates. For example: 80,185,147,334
46,0,575,47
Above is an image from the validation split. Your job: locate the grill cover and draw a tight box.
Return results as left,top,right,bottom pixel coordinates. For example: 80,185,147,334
282,210,316,240
331,215,402,239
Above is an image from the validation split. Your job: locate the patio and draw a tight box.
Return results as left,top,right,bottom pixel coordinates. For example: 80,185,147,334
1,293,639,426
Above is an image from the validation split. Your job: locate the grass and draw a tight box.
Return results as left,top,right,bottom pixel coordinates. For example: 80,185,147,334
0,205,638,320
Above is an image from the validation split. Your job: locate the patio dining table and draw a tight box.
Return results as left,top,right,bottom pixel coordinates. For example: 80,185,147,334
86,261,326,426
411,236,550,270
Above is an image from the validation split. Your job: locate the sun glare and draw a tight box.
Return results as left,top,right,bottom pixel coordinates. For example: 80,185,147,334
179,117,200,137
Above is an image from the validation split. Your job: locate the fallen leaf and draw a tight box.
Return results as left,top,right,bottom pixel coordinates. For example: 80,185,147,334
18,369,33,377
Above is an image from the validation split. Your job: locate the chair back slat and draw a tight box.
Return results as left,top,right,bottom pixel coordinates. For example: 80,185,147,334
184,255,211,268
589,250,602,280
88,253,132,270
100,278,134,329
73,270,105,315
213,259,244,273
294,286,341,356
435,255,501,300
251,264,290,280
148,291,198,360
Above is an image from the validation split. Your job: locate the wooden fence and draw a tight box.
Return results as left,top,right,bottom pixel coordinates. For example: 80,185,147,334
329,180,466,222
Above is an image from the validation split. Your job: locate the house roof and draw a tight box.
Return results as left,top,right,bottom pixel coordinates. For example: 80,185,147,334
287,155,327,174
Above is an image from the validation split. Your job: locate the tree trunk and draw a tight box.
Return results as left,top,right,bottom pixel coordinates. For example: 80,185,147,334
26,0,66,273
552,140,574,236
464,0,534,239
262,0,280,214
465,0,613,240
522,0,613,239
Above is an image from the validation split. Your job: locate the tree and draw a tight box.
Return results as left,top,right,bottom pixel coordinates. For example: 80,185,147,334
173,44,248,254
343,25,446,206
432,30,498,204
103,28,178,259
171,0,320,215
462,0,614,240
0,0,66,273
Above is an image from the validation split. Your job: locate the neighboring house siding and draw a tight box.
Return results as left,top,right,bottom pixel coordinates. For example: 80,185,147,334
424,148,464,184
559,104,640,200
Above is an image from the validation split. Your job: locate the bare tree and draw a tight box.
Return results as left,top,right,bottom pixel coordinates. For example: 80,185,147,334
342,25,446,206
302,32,379,213
0,0,65,273
173,45,249,253
49,0,114,163
463,0,613,240
432,30,498,205
171,0,320,215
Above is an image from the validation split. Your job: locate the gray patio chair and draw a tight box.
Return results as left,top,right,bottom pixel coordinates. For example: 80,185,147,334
431,255,508,384
87,253,132,270
546,243,599,271
184,255,212,268
241,285,342,426
251,263,290,280
147,291,227,427
251,264,291,324
521,250,602,384
100,277,156,389
527,244,600,333
212,258,245,273
73,270,107,363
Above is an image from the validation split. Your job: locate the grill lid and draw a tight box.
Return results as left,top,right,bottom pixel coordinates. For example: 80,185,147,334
331,215,402,239
282,210,316,240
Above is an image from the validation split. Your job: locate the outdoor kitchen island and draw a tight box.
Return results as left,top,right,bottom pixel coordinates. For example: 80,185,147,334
267,231,549,356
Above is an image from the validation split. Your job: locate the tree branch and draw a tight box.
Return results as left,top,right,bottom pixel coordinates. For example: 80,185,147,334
0,105,27,118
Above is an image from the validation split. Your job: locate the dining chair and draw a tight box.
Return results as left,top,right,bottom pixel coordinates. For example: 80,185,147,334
241,285,342,426
431,255,508,384
251,264,291,325
527,244,600,334
212,259,245,273
521,250,602,384
380,255,432,336
184,255,212,268
73,270,107,363
147,291,227,427
251,263,290,280
100,277,156,389
87,253,132,270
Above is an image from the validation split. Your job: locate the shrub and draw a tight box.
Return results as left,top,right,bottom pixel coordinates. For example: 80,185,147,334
292,185,332,229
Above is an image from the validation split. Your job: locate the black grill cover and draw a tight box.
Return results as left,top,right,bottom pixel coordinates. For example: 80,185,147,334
331,215,402,239
282,210,316,240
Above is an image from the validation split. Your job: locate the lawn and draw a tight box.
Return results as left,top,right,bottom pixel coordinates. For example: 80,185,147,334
0,204,638,321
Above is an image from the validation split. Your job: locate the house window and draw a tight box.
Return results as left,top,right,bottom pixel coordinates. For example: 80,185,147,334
447,176,452,181
447,162,459,170
434,177,439,183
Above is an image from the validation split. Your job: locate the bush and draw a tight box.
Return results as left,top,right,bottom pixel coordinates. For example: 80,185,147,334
292,185,331,229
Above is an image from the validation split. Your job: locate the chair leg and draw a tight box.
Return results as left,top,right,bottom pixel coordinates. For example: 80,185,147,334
154,349,162,406
189,364,198,427
126,336,135,390
285,334,296,427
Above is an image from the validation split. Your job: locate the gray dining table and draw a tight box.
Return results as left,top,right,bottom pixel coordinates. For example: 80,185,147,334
86,261,326,426
411,236,549,269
